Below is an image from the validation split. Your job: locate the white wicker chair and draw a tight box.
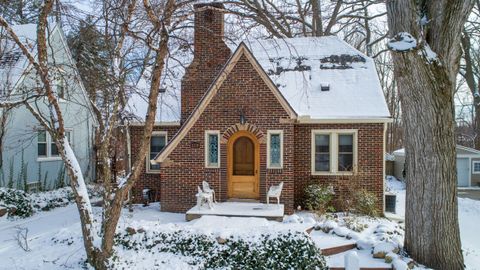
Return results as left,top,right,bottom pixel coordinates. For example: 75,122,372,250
202,181,217,203
196,186,213,209
267,182,284,205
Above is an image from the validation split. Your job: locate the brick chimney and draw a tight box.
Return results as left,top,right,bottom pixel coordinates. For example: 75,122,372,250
181,3,231,122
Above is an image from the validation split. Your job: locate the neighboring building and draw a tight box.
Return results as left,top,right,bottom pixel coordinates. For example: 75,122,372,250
0,23,95,191
392,145,480,187
129,3,391,214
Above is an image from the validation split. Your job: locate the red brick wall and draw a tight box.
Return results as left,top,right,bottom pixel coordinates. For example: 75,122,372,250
160,53,295,213
130,125,180,202
293,123,385,212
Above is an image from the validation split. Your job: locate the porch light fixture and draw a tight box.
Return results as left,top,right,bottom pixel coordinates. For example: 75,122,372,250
239,108,247,124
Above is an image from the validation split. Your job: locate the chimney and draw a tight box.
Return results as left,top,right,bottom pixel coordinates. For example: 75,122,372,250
181,3,231,122
193,3,226,59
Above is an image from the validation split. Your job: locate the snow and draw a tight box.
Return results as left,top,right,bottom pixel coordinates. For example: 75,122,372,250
186,201,284,218
2,180,480,269
388,32,417,52
245,36,391,120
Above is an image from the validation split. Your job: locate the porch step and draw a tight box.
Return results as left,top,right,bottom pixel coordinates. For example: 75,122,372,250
186,202,284,222
321,243,357,256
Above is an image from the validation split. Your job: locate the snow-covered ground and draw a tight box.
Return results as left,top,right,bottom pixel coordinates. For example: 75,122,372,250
386,176,480,268
1,180,479,269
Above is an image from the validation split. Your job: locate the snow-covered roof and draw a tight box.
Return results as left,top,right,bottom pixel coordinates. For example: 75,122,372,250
394,145,480,157
0,24,37,96
126,46,190,123
244,36,391,119
128,35,391,123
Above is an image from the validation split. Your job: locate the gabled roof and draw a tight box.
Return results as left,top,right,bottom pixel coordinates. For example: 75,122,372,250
0,23,97,124
153,42,297,163
0,24,37,96
243,36,391,120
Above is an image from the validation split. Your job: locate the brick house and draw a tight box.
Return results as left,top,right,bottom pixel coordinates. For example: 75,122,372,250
129,3,391,215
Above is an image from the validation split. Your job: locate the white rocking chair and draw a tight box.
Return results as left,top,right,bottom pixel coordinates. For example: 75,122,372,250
267,182,284,205
196,186,213,209
202,181,217,203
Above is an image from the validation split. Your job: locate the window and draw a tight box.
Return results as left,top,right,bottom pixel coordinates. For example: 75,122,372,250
314,134,330,172
56,77,66,99
147,132,167,173
473,161,480,174
205,131,220,168
37,130,72,161
267,130,283,168
311,130,357,175
338,134,353,171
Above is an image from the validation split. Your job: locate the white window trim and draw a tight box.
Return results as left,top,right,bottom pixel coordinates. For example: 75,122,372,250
205,130,221,168
267,130,284,169
146,131,168,174
37,129,73,162
472,160,480,174
311,129,358,176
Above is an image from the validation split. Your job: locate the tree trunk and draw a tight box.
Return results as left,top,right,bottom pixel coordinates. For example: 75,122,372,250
387,1,473,269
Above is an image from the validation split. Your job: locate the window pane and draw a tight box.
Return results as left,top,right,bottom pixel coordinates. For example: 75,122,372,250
51,142,59,156
38,143,47,156
475,162,480,172
338,154,353,171
315,134,330,171
270,133,281,166
338,134,353,171
149,135,166,170
208,134,219,165
38,131,46,143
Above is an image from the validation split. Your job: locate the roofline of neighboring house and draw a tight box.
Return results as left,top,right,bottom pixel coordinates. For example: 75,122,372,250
393,144,480,157
152,42,298,164
128,121,181,127
4,23,99,127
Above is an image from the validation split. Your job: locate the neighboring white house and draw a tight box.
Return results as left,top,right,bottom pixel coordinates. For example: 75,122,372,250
0,23,95,191
392,145,480,187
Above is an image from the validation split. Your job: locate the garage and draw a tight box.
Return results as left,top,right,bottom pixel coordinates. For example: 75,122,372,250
393,145,480,187
457,158,470,187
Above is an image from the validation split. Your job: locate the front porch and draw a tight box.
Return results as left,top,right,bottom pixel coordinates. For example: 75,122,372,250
185,201,284,221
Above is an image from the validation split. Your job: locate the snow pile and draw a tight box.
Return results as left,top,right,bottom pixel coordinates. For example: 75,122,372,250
388,32,417,52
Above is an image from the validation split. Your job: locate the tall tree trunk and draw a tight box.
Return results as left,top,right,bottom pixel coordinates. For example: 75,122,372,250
387,1,473,269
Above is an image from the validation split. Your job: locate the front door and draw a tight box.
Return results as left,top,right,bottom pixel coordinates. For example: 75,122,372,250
228,131,260,199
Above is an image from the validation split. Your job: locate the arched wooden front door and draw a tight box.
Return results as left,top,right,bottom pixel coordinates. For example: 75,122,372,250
227,131,260,199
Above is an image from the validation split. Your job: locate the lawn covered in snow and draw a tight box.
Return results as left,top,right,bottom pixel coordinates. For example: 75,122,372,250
0,179,479,269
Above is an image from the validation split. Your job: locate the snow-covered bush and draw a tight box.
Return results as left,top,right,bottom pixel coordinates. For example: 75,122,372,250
0,188,34,218
114,229,327,269
353,189,379,216
303,184,335,214
30,187,75,211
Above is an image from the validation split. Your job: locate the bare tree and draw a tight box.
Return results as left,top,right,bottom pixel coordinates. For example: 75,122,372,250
460,1,480,149
0,0,184,268
386,1,474,268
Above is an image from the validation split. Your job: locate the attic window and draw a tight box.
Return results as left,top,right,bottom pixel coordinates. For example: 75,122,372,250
320,83,330,92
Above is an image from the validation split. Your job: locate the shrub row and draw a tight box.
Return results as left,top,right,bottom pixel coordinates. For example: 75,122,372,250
114,229,327,270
